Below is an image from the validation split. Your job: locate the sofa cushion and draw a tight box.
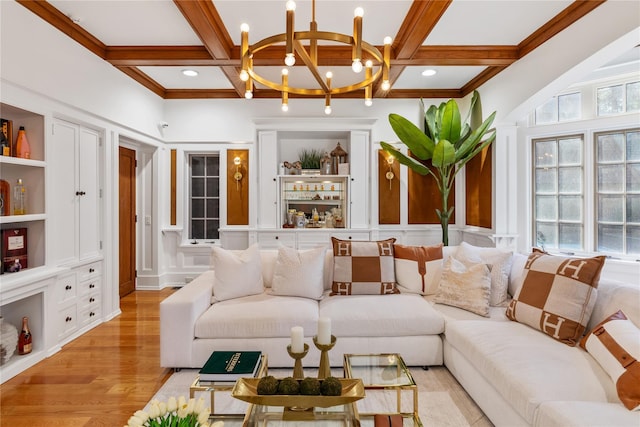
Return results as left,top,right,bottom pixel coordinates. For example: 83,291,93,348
445,320,616,425
580,310,640,411
456,242,513,306
534,401,640,427
588,279,640,331
330,238,398,295
506,249,605,346
212,244,264,302
195,293,319,339
434,255,491,317
270,245,326,300
393,243,443,295
319,293,444,337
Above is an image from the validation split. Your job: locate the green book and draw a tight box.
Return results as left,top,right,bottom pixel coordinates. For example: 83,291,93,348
199,351,262,381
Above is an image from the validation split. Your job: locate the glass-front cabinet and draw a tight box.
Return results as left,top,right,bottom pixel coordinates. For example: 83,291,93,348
279,175,349,229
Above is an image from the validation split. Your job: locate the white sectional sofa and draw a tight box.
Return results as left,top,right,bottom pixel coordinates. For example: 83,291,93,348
160,244,640,427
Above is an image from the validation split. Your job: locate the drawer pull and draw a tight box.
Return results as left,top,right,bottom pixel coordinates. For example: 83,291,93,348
89,312,95,317
65,316,72,322
89,297,95,303
89,284,95,289
89,268,95,273
275,236,279,240
65,285,72,290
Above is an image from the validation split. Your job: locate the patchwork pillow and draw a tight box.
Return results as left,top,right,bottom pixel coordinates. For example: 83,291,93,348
331,237,398,295
434,255,491,317
580,310,640,411
271,245,327,300
506,248,606,346
212,243,264,302
393,243,443,295
456,242,513,306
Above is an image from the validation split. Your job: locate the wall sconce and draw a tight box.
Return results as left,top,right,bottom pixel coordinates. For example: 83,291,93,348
233,156,243,190
385,156,395,189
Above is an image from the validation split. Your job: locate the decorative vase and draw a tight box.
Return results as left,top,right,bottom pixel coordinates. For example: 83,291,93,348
0,316,19,365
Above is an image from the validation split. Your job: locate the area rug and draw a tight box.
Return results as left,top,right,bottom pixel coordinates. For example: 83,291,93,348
146,366,492,426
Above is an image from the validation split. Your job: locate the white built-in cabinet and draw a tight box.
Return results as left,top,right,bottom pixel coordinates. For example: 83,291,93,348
48,119,101,265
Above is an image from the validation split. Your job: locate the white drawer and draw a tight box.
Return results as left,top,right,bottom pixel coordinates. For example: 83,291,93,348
79,292,100,310
257,231,296,249
56,273,77,304
58,305,78,339
77,261,102,283
80,306,100,327
79,278,100,296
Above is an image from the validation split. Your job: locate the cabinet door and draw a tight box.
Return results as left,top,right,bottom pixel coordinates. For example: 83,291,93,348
78,128,101,260
49,119,79,265
349,131,369,228
258,131,278,228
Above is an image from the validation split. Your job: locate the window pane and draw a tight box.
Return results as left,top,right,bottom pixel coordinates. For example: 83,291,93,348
536,196,557,221
627,164,640,192
627,195,640,223
535,97,557,124
598,224,624,252
206,156,220,176
559,223,582,250
627,226,640,255
191,156,205,176
206,198,219,218
597,133,625,162
559,196,581,221
536,223,557,248
627,131,640,161
191,199,204,218
192,177,205,197
558,167,582,193
535,169,556,193
206,220,220,240
598,164,624,192
597,85,624,116
558,93,581,121
558,138,582,165
627,81,640,112
207,178,220,197
191,220,204,240
535,140,557,167
599,195,624,222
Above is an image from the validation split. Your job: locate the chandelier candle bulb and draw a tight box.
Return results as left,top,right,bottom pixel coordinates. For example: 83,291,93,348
317,317,331,345
291,326,304,353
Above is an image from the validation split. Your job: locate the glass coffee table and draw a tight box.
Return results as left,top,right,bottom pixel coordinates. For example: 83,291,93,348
190,354,268,419
343,353,422,426
241,402,360,426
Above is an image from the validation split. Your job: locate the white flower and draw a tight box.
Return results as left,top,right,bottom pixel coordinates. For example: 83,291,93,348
126,415,144,427
133,410,149,422
177,396,190,418
158,401,167,417
197,409,210,425
194,397,206,415
186,398,196,414
148,401,161,419
167,396,178,412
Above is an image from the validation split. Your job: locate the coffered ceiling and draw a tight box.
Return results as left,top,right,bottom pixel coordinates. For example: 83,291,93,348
17,0,606,100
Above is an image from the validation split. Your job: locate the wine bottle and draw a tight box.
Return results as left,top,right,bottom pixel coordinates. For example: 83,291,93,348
15,126,31,159
13,179,26,215
18,316,32,355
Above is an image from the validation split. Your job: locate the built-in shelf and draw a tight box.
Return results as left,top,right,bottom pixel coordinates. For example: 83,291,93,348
0,214,46,224
0,157,45,168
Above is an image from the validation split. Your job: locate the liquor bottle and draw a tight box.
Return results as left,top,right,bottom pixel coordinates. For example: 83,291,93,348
18,316,32,355
15,126,31,159
13,179,26,215
0,179,9,216
0,132,9,156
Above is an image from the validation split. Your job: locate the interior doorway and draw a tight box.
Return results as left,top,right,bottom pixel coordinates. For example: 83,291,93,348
119,146,136,298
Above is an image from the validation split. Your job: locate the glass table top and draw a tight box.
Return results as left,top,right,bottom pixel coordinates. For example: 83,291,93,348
344,354,416,387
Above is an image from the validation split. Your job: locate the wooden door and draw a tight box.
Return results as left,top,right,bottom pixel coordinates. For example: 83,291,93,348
119,146,136,298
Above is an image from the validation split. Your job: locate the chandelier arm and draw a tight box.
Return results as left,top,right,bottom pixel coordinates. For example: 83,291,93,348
293,40,330,93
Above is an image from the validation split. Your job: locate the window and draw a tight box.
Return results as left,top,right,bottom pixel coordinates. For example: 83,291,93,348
597,81,640,116
533,136,584,251
595,129,640,254
189,154,220,241
535,92,581,124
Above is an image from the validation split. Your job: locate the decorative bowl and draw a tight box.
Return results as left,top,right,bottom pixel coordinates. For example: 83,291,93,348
231,378,364,408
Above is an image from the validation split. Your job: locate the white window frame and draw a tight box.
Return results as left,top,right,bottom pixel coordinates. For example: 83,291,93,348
187,152,221,243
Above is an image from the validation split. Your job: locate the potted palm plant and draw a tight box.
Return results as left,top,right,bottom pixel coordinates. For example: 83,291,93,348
381,90,497,245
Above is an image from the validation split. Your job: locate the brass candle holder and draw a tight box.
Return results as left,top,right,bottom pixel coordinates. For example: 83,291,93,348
313,335,336,379
287,343,309,379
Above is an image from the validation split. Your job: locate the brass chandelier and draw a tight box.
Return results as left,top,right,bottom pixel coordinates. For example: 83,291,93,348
239,0,392,113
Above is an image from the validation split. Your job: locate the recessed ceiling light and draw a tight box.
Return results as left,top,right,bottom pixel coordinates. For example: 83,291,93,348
182,69,199,77
421,69,437,77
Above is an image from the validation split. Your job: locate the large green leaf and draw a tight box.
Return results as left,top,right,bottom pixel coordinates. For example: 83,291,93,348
432,140,455,168
380,142,432,176
440,100,461,144
388,114,434,160
424,105,438,141
455,111,496,161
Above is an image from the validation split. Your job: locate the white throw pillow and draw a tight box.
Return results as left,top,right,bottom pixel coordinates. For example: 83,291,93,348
456,242,513,306
271,245,327,300
434,255,491,317
212,244,264,302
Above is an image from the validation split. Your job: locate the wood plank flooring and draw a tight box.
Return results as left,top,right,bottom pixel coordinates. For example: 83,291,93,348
0,289,175,427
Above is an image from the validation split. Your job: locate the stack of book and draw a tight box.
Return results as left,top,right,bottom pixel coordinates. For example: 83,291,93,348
199,350,262,382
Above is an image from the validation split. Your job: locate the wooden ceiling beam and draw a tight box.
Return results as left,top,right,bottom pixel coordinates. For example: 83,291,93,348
116,66,166,98
106,46,216,66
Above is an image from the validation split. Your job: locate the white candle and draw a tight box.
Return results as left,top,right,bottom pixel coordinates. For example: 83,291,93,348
317,317,331,345
291,326,304,353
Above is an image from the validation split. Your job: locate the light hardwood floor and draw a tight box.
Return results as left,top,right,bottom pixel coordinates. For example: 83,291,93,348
0,289,175,427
